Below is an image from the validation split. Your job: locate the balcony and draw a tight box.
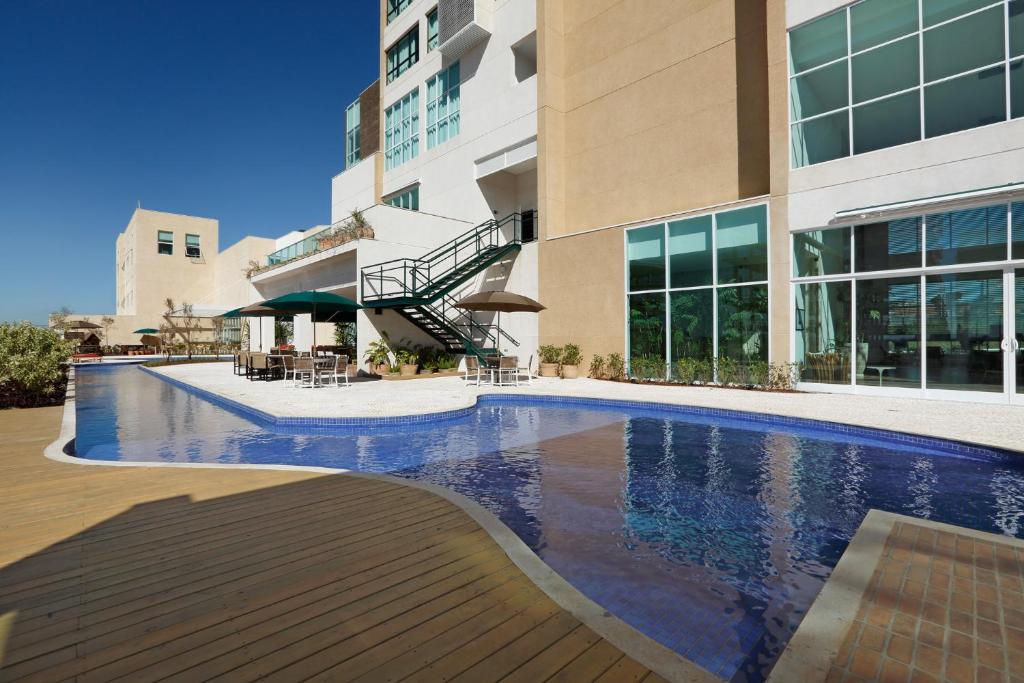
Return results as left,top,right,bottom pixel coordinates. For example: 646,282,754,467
437,0,491,59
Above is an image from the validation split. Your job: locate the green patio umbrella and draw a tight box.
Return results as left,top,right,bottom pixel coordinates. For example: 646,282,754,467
228,304,294,350
261,291,361,352
133,327,160,334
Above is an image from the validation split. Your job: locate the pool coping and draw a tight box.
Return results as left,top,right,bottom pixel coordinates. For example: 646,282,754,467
132,363,1022,461
767,510,1024,682
45,368,720,683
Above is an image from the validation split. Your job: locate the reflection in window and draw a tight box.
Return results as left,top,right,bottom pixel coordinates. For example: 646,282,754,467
925,205,1007,266
923,7,1004,83
797,282,852,384
426,62,461,149
384,88,420,170
925,271,1004,392
185,234,201,258
386,28,419,83
853,90,921,155
670,290,714,362
629,293,666,368
854,218,922,271
157,230,173,256
716,205,768,284
791,111,850,167
852,35,918,103
718,286,769,362
794,228,851,277
789,10,847,73
927,66,1007,138
1013,202,1024,259
627,225,665,291
851,0,918,52
856,277,922,389
669,216,713,288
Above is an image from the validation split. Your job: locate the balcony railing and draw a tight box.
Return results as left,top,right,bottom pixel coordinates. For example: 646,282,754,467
250,220,375,278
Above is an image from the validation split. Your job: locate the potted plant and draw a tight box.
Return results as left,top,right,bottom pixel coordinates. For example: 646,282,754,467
395,349,419,376
363,336,392,376
538,344,562,377
561,343,582,379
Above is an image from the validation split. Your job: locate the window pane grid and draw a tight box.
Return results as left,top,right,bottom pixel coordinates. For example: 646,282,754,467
790,0,1019,167
386,28,419,83
384,89,420,171
427,8,439,51
426,63,460,150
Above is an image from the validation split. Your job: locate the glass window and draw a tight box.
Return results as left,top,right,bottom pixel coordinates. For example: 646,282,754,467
794,227,851,277
1011,202,1024,259
670,290,714,363
668,216,713,288
925,65,1006,138
1013,59,1024,118
796,282,853,384
854,218,923,271
384,88,420,170
852,36,918,103
1012,0,1024,57
925,205,1007,266
717,285,769,362
386,0,413,24
856,276,922,388
925,271,1004,392
386,186,419,210
791,61,848,120
386,28,419,83
427,8,439,51
791,111,850,167
426,62,460,150
716,205,768,284
157,230,173,256
627,225,665,291
923,7,1004,83
923,0,998,27
853,90,922,154
185,234,201,258
345,100,361,169
851,0,919,52
629,293,666,367
789,11,847,74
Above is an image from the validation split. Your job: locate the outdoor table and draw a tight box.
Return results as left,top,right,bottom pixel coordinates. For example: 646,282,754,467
865,365,897,386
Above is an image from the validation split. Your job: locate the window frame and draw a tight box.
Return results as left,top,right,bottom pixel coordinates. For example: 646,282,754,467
157,230,173,256
386,0,414,25
386,26,420,84
427,7,439,51
384,87,420,171
185,233,201,258
426,62,461,150
385,185,420,210
345,100,361,169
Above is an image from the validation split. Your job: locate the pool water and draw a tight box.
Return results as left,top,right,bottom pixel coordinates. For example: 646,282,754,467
75,365,1024,682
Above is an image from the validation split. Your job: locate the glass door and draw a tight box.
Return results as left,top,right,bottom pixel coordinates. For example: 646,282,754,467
1011,269,1024,403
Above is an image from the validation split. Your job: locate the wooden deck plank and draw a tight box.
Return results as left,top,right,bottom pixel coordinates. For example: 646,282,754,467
0,405,662,683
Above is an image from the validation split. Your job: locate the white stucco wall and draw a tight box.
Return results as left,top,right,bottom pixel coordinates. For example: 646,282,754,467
331,154,379,224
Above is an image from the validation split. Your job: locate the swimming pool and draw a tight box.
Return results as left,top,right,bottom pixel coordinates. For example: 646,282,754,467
74,365,1024,681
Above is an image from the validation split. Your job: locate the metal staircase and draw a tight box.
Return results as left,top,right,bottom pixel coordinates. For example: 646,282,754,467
361,213,526,356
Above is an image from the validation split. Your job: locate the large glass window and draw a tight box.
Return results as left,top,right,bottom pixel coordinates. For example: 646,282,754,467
796,282,853,384
386,0,413,24
925,271,1004,392
157,230,173,256
386,28,419,83
669,216,713,288
427,8,439,51
384,88,420,171
1013,202,1024,259
386,186,419,210
790,0,1021,168
794,227,851,277
426,62,460,150
626,204,769,374
345,100,360,169
627,225,665,291
854,218,922,271
925,205,1007,265
856,276,922,389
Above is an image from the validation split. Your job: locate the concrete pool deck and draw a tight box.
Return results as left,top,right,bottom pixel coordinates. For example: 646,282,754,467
148,362,1024,452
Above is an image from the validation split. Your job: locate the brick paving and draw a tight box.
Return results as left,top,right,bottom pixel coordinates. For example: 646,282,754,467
826,520,1024,683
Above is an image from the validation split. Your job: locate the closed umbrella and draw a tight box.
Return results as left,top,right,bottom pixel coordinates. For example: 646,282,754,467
261,291,361,353
454,291,545,355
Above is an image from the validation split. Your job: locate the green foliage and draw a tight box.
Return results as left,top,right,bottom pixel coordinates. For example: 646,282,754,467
363,334,393,367
0,323,73,407
274,320,293,347
436,352,458,370
606,353,625,380
561,343,582,366
538,344,562,364
630,355,665,381
672,357,714,384
588,354,605,379
334,322,356,347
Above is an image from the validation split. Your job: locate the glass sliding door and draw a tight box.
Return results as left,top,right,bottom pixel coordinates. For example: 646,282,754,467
924,271,1004,393
1015,270,1024,398
796,282,853,384
855,277,922,388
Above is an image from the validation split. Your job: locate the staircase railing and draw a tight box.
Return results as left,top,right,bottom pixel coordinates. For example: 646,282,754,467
361,212,524,303
430,294,520,350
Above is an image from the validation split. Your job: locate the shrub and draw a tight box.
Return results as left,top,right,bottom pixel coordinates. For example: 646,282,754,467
715,356,741,385
589,354,606,379
630,355,665,381
0,323,73,407
672,357,714,384
767,362,799,391
538,344,562,365
606,353,625,380
561,343,582,366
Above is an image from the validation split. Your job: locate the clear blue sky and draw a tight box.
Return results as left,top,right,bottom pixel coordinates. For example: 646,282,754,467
0,1,379,324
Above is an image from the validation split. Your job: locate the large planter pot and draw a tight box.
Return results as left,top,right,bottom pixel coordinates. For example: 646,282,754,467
374,363,389,376
561,364,579,379
539,363,559,378
400,363,419,376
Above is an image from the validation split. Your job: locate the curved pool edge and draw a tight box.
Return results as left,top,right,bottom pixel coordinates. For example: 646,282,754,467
136,363,1022,460
47,368,719,683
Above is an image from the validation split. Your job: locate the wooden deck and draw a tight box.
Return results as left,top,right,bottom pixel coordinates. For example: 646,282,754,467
0,406,664,682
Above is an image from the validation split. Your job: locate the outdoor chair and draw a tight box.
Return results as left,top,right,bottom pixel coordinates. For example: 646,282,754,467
496,356,519,387
238,351,249,377
294,357,315,388
249,353,270,381
464,355,485,386
281,354,296,386
331,355,351,386
316,355,340,387
517,354,535,385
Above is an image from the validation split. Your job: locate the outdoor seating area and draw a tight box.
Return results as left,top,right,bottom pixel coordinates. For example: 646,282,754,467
464,354,535,387
235,350,351,388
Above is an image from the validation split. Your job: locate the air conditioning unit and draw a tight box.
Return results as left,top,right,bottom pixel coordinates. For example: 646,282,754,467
438,0,492,58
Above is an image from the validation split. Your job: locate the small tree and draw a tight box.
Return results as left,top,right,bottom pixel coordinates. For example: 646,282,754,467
334,322,355,348
162,298,203,359
100,315,116,344
50,306,73,334
210,317,225,357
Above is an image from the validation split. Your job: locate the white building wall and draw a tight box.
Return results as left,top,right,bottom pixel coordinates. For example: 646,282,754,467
331,155,379,223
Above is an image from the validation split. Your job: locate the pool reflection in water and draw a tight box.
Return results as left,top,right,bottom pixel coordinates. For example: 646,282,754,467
74,365,1024,682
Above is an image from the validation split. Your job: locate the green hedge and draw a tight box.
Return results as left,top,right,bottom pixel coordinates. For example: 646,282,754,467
0,323,73,408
